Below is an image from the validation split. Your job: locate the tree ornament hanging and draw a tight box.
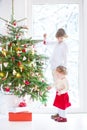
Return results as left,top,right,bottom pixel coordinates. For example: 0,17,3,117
3,62,8,67
0,72,5,77
16,73,21,78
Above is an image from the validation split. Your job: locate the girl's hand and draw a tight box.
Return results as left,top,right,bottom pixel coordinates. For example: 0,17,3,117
58,93,61,96
47,86,52,90
57,90,61,95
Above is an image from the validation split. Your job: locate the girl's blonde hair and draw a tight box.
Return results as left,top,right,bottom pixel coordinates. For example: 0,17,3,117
56,66,67,75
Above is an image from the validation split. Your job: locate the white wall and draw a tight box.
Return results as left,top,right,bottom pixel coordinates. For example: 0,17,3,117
0,0,26,20
0,0,31,34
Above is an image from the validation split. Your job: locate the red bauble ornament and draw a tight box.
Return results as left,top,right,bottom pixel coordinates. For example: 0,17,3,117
12,57,15,61
5,87,10,92
17,53,21,57
18,101,27,107
25,80,30,85
13,21,17,26
17,61,21,66
16,35,19,39
22,49,26,53
9,42,12,47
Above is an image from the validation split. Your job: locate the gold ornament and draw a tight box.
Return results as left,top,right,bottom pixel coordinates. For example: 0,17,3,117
19,65,24,71
15,47,21,51
16,73,21,78
2,50,7,56
0,72,5,77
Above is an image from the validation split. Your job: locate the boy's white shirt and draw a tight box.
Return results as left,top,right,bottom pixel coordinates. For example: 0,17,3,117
50,41,68,70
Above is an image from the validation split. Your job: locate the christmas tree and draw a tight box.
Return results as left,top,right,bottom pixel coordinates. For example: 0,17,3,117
0,0,49,104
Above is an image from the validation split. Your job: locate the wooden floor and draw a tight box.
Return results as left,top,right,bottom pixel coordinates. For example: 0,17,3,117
0,113,87,130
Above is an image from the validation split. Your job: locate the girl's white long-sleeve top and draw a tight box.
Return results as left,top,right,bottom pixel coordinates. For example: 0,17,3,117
50,41,68,70
55,78,69,95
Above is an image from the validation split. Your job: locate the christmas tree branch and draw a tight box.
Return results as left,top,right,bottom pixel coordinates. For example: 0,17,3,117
17,18,27,23
11,0,14,22
0,17,8,22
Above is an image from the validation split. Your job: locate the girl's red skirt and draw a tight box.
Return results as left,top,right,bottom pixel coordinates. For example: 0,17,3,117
53,92,71,110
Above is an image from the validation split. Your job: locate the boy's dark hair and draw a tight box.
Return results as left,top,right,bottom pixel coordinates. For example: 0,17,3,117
56,65,67,75
55,28,68,38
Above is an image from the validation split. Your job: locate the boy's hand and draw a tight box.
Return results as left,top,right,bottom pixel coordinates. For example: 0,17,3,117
43,33,47,45
43,33,47,38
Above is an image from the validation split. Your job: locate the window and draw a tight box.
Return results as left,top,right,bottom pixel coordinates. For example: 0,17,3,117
32,4,79,111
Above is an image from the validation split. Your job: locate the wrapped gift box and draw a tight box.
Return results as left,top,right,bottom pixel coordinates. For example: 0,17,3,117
8,111,32,121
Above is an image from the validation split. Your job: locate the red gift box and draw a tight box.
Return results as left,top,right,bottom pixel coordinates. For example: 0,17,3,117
8,111,32,121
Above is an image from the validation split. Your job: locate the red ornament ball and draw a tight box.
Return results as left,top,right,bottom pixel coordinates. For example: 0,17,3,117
4,87,10,92
18,101,27,107
13,21,17,26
